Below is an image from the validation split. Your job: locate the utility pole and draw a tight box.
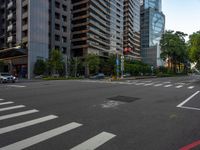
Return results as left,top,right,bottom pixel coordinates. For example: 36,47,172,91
121,55,124,78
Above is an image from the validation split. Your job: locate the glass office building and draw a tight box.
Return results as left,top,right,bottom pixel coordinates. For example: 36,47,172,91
140,0,165,67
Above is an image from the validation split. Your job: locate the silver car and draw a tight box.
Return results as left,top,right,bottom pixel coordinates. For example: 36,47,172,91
0,73,17,83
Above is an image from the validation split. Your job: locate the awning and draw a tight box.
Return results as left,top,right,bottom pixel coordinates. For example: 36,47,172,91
0,47,27,59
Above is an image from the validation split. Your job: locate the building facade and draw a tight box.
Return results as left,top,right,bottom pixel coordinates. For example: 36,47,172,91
123,0,141,60
140,0,165,67
0,0,71,79
0,0,147,78
71,0,124,57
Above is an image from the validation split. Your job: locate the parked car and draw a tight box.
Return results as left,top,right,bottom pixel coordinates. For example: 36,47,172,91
123,73,131,78
90,73,105,79
0,73,17,83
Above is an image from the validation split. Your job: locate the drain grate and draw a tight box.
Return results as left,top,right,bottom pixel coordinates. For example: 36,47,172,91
107,96,140,103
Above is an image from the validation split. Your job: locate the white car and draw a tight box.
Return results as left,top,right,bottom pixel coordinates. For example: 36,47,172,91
0,73,17,83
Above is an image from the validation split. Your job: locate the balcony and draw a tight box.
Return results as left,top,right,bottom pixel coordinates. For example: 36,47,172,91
7,13,13,20
7,1,14,9
22,12,28,19
22,0,28,7
7,36,13,43
22,24,28,31
7,24,13,32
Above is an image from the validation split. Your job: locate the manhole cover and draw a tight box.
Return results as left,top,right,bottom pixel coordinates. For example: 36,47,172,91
107,96,140,103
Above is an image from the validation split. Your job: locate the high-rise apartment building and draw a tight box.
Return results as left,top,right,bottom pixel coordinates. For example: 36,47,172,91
71,0,124,57
140,0,165,67
1,0,145,78
123,0,141,60
0,0,70,79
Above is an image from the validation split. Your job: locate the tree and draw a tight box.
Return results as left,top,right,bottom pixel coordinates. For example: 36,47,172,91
103,55,116,76
69,57,83,77
84,54,100,75
33,59,47,75
48,49,65,76
160,30,188,73
188,31,200,69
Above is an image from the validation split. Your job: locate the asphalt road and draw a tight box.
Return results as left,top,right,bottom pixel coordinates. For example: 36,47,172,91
0,75,200,150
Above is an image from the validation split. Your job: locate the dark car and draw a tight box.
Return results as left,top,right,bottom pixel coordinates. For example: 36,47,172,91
0,73,17,83
90,73,105,79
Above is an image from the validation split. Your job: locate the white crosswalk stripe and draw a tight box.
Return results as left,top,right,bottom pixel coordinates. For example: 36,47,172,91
188,86,195,89
0,122,82,150
0,101,14,106
164,84,173,88
0,115,58,134
176,85,183,88
0,105,25,112
0,109,39,121
135,83,145,85
144,83,154,86
70,132,116,150
163,81,171,84
154,84,163,87
7,85,26,88
0,99,4,101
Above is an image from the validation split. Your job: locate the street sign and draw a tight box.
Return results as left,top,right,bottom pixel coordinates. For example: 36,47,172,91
116,59,119,66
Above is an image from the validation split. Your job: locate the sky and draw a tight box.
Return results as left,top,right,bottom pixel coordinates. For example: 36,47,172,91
162,0,200,37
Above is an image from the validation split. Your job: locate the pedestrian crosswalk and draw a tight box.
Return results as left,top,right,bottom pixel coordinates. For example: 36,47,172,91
82,80,197,90
0,99,116,150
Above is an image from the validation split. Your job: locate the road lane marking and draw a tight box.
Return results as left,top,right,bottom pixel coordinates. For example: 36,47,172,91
0,99,4,101
177,91,200,108
0,101,14,106
188,86,195,89
154,84,163,87
70,132,116,150
0,122,82,150
0,115,58,134
0,105,25,112
176,85,183,88
7,85,26,88
0,109,38,121
180,106,200,111
164,84,173,88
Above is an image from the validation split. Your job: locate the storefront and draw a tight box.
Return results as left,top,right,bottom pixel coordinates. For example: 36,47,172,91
0,47,28,78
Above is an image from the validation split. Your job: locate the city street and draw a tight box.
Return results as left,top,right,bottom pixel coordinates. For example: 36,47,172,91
0,75,200,150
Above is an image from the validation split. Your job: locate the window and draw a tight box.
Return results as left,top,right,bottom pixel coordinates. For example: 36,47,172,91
55,1,60,8
62,15,67,22
55,35,60,41
62,36,67,43
62,5,67,11
62,26,67,32
55,12,60,19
